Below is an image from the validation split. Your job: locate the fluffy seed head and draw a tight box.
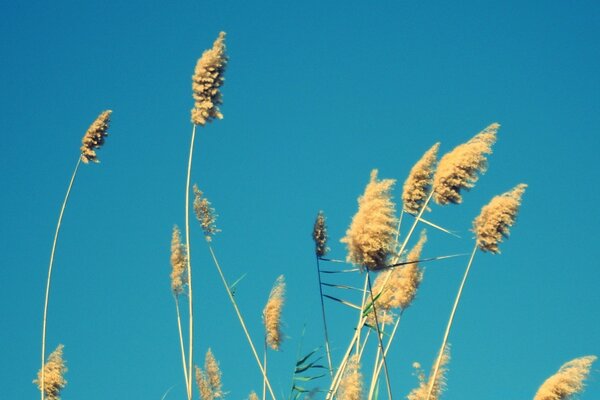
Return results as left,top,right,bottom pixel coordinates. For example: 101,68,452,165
403,143,440,214
534,355,596,400
341,169,398,271
338,354,363,400
193,185,220,242
248,391,259,400
80,110,111,164
433,123,498,205
191,32,227,126
407,345,451,400
312,211,329,258
195,349,224,400
473,184,527,253
170,225,187,294
34,344,67,400
263,275,286,350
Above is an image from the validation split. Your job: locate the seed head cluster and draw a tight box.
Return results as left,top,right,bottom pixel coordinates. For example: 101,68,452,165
80,110,111,164
341,169,397,271
34,344,67,400
433,123,498,205
195,349,224,400
170,225,187,295
191,32,227,126
534,356,596,400
312,211,329,258
407,346,451,400
403,143,440,214
473,184,527,253
193,185,220,242
263,275,286,350
338,354,363,400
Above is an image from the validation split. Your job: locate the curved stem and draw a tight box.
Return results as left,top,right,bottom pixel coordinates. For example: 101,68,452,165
208,245,278,400
315,256,334,377
425,242,478,400
40,157,81,400
185,124,197,400
371,311,403,399
174,295,190,399
366,273,392,400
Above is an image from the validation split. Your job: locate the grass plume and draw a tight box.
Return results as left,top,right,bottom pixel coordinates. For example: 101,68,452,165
403,143,440,215
193,185,220,242
80,110,112,164
170,225,188,295
341,169,398,271
263,275,286,351
433,123,498,205
35,345,67,400
338,354,363,400
473,183,527,253
313,211,329,258
196,349,225,400
534,356,596,400
408,346,450,400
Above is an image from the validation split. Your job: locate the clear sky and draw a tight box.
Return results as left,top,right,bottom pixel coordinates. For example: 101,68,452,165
1,1,599,399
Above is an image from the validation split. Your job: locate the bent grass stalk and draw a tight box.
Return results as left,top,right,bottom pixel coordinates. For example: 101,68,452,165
40,157,81,400
207,245,277,400
174,294,190,399
425,242,478,400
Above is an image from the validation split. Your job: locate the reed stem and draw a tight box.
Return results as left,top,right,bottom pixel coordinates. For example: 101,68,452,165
425,242,478,400
174,295,190,399
207,245,278,400
185,124,197,399
40,157,81,400
315,256,334,377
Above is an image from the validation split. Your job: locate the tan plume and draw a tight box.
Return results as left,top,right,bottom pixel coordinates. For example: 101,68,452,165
533,355,596,400
195,349,225,400
34,344,67,400
403,143,440,214
191,32,228,126
248,391,259,400
193,185,220,242
433,123,498,205
80,110,111,164
170,225,187,294
341,169,397,271
473,184,527,253
263,275,286,350
338,354,363,400
407,345,450,400
312,211,329,258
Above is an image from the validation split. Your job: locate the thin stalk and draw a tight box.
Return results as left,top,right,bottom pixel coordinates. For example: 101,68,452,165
185,124,197,399
366,273,392,400
263,340,267,400
40,157,81,400
174,295,190,399
315,256,334,377
207,245,277,400
425,242,478,400
371,311,404,399
367,312,387,400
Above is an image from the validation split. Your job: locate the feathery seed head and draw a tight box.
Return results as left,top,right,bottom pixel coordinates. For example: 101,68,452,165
473,183,527,254
263,275,286,350
312,211,329,258
191,32,227,126
80,110,111,164
433,123,498,205
533,355,596,400
338,354,363,400
407,345,451,400
195,349,225,400
248,391,259,400
170,225,188,294
341,169,398,271
193,185,220,242
34,344,67,400
403,143,440,214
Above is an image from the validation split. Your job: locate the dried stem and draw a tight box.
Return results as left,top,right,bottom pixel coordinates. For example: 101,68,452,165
40,157,81,400
174,294,190,399
315,256,334,377
185,123,197,399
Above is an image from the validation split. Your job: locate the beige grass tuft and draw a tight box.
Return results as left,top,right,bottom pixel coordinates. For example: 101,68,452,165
191,32,228,126
248,391,259,400
473,183,527,253
338,354,363,400
170,225,188,294
407,346,450,400
263,275,286,350
193,185,220,242
80,110,112,164
341,169,397,271
312,211,329,258
433,123,498,205
403,143,440,214
34,344,67,400
195,349,224,400
533,355,596,400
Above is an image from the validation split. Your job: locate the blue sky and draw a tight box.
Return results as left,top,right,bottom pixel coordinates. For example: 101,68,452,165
1,1,599,399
